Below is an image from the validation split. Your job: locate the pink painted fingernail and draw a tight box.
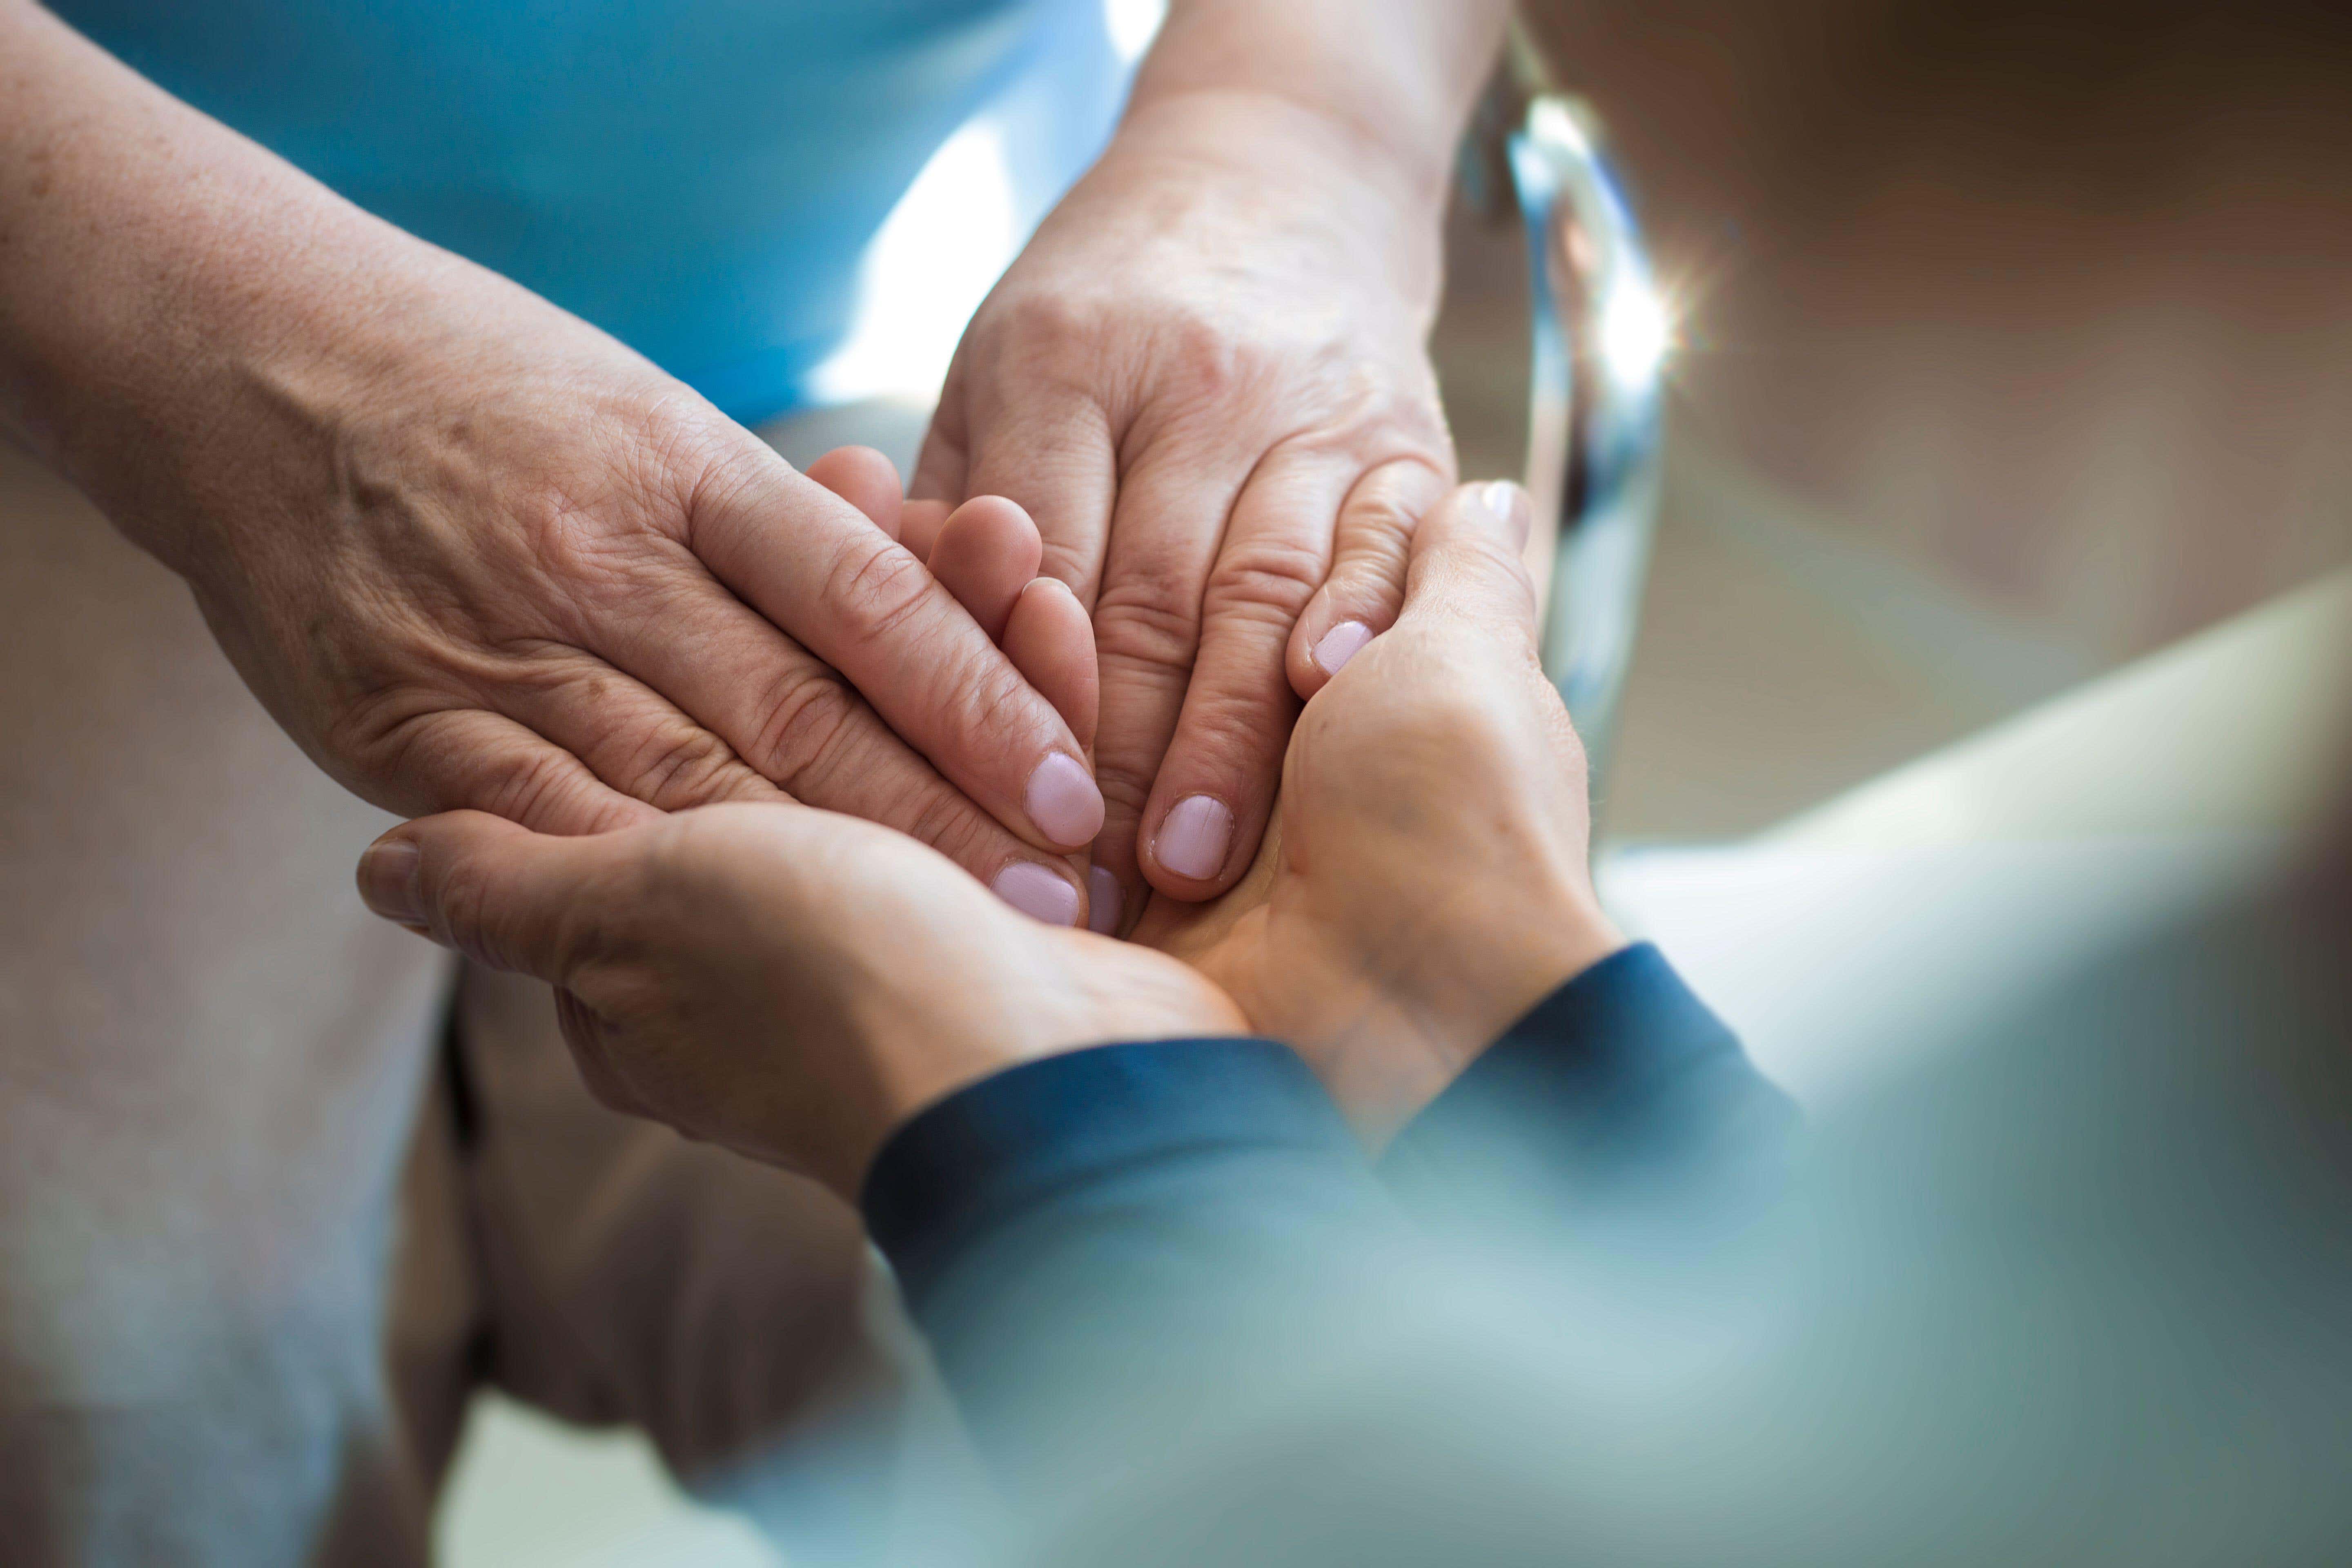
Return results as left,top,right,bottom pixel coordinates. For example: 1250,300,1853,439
1025,753,1105,848
1155,795,1234,882
992,862,1082,926
1313,620,1373,677
1087,866,1123,935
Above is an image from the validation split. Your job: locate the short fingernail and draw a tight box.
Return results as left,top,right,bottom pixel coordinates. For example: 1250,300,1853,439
1155,795,1234,883
1313,620,1374,677
1087,866,1123,935
1025,753,1106,848
1480,480,1531,548
357,840,423,925
993,861,1082,927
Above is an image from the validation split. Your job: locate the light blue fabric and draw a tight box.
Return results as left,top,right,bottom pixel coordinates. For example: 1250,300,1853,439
56,0,1124,421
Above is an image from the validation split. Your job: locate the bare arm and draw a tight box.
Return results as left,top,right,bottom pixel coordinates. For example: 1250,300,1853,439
1134,0,1509,207
0,2,1102,917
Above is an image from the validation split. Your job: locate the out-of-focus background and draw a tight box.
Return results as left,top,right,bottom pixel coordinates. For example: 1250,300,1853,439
437,0,2352,1560
1477,0,2352,838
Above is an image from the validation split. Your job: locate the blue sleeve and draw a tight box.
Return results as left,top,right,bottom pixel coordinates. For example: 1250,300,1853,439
860,1038,1405,1501
1380,943,1799,1242
857,947,1794,1502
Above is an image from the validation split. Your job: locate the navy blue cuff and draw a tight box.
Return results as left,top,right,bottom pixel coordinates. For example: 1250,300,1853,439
1382,942,1797,1205
862,1037,1361,1316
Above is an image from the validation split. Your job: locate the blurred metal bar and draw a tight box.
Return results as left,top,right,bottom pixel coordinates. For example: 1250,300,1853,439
1504,91,1668,788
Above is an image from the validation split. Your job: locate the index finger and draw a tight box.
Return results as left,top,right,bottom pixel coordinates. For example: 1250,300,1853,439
686,445,1104,853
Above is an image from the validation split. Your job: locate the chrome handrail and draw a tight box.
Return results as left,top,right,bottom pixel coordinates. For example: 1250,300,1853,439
1502,93,1668,789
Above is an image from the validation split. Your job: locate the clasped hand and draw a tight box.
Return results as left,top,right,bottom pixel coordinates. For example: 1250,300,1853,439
357,478,1621,1199
27,77,1451,936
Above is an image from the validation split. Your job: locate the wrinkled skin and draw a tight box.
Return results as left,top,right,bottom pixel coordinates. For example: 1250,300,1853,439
917,91,1458,916
362,482,1623,1200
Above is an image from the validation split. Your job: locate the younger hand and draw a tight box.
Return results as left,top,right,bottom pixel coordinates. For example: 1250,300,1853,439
355,459,1232,1195
354,803,1243,1202
851,454,1637,1128
899,465,1625,1136
1133,482,1624,1135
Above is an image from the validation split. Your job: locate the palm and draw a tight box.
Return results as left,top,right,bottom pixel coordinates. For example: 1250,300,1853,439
1130,624,1613,1133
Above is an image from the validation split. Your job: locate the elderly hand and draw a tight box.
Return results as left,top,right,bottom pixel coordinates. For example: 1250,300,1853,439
353,802,1242,1202
358,479,1616,1195
1133,482,1625,1136
1,15,1101,918
915,88,1456,922
352,467,1225,1197
159,291,1104,908
902,468,1624,1130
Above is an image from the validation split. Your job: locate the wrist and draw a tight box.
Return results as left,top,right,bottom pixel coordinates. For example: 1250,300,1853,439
848,933,1251,1196
1093,89,1450,310
1348,883,1628,1137
1119,80,1454,219
1120,0,1506,223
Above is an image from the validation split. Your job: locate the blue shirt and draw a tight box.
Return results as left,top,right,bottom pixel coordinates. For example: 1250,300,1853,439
860,945,1796,1504
57,0,1125,422
858,893,2352,1566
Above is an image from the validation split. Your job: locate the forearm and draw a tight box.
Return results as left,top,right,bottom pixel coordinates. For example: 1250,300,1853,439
863,1038,1408,1503
1381,945,1801,1240
1131,0,1511,211
0,4,595,573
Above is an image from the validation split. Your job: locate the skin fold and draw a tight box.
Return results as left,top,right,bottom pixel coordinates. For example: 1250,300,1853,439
0,1,1100,917
909,0,1513,914
818,456,1625,1131
359,481,1624,1202
0,0,1512,931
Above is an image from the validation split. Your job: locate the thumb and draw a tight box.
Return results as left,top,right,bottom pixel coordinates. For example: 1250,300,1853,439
358,810,620,979
1395,480,1540,650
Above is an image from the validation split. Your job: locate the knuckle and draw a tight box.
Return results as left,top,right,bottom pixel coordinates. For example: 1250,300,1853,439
334,689,459,802
617,724,743,808
1088,713,1186,817
430,854,503,966
1001,287,1093,347
1342,481,1425,551
1152,315,1257,404
678,436,777,549
1094,575,1203,675
510,488,637,596
914,646,1045,788
476,741,583,828
1460,534,1541,614
1203,534,1327,622
1086,666,1192,815
745,669,861,794
820,537,935,654
895,779,997,864
1037,535,1094,593
991,292,1120,395
1091,748,1158,816
1162,693,1289,791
